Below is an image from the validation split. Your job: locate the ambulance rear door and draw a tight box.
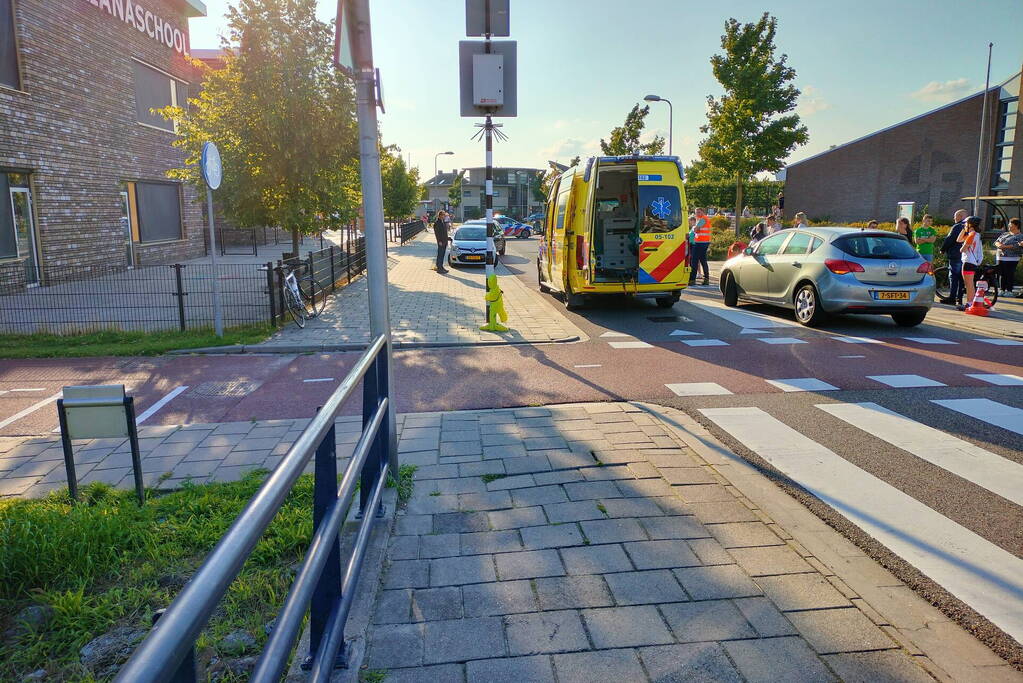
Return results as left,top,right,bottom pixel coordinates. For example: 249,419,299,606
636,161,688,285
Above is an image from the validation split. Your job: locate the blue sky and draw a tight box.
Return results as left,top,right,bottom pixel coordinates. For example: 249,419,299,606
187,0,1023,177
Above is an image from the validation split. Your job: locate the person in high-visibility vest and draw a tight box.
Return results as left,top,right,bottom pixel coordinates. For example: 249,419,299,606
689,208,712,286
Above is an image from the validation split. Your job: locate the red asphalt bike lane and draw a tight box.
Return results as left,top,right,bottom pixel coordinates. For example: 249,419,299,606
1,337,1019,436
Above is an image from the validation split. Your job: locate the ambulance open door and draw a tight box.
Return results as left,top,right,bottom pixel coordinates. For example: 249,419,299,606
636,161,688,285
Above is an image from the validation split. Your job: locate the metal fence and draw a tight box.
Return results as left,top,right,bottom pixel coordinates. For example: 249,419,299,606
115,334,392,682
399,219,426,245
0,233,369,335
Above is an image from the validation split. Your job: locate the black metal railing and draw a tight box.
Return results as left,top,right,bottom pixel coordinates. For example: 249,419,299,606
115,334,392,682
399,219,426,245
270,234,366,326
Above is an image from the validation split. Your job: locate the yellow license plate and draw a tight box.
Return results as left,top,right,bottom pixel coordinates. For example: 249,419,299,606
464,255,483,261
876,291,910,300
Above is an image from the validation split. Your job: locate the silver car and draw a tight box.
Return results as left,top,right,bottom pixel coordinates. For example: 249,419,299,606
719,227,935,327
448,223,506,267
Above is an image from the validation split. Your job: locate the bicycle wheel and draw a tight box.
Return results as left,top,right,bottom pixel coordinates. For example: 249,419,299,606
283,285,307,328
932,266,951,301
303,271,328,317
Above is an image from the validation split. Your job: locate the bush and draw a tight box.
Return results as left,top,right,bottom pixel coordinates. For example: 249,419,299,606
709,215,731,230
685,180,783,214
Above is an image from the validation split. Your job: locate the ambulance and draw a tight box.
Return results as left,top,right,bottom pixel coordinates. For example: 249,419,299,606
537,155,690,308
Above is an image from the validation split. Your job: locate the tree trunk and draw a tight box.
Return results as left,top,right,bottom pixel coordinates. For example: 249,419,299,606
291,227,299,257
734,174,744,238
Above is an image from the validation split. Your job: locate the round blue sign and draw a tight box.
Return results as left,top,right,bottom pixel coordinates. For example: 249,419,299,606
201,141,222,190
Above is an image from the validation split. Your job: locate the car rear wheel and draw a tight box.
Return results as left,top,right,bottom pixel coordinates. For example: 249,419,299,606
564,286,585,309
722,273,738,307
519,230,531,239
656,296,675,308
794,284,826,327
499,244,506,255
892,311,927,327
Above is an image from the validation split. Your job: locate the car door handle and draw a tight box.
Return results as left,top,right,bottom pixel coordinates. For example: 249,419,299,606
792,261,802,268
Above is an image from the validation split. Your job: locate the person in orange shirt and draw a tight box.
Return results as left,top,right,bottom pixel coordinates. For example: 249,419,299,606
689,208,712,286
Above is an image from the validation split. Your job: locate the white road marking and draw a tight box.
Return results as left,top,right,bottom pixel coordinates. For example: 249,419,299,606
687,299,800,330
834,335,883,343
867,374,946,388
902,337,957,345
303,377,335,383
757,337,807,345
700,406,1023,643
966,373,1023,386
9,388,46,392
665,382,733,397
608,341,653,349
573,364,602,368
766,378,840,392
600,331,632,338
669,329,700,336
818,402,1023,507
135,386,189,425
740,328,769,334
931,399,1023,437
974,338,1023,346
838,355,866,359
0,392,61,430
680,339,729,347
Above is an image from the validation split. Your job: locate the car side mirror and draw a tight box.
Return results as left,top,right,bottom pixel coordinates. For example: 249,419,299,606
743,247,754,256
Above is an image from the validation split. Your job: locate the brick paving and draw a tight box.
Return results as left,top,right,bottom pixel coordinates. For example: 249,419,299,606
257,235,585,349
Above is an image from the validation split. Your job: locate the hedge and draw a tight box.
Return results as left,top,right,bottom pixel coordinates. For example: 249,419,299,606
684,180,783,214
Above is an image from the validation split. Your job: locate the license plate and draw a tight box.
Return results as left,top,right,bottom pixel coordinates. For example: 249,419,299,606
874,291,910,300
464,255,483,261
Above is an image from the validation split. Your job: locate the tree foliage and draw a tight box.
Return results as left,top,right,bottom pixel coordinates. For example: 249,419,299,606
381,145,421,221
683,159,733,184
698,13,807,231
600,105,665,156
448,174,463,208
160,0,359,253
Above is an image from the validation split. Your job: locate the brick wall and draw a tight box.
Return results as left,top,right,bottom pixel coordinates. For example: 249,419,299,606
0,0,204,280
785,91,1004,224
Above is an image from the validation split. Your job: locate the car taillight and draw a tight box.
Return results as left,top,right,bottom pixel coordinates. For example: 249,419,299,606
825,259,865,275
917,261,933,274
576,235,585,270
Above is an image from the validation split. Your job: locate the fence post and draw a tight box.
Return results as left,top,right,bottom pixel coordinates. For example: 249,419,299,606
306,417,344,669
360,354,380,516
330,246,337,293
171,264,187,331
345,229,352,284
307,251,317,308
265,262,277,326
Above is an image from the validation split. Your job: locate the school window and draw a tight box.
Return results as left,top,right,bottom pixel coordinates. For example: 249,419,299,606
0,0,20,90
133,61,187,132
124,181,183,243
991,97,1017,192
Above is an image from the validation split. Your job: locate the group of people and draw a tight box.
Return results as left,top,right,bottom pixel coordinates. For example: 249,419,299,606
747,211,810,244
938,210,1022,310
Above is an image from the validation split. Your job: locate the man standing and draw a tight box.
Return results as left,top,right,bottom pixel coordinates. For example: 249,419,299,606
764,214,779,235
433,210,450,274
689,208,712,286
914,214,937,263
941,209,968,308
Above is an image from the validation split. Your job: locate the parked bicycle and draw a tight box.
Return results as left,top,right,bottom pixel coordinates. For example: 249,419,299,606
933,263,999,308
275,260,327,328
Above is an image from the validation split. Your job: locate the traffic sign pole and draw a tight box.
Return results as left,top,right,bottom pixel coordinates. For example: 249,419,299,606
201,142,224,338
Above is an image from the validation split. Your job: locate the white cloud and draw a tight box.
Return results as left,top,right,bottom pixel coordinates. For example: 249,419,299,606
910,78,973,103
797,85,831,117
538,137,599,161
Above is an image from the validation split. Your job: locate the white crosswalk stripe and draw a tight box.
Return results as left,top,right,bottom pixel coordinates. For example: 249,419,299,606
931,398,1023,437
966,373,1023,386
975,338,1023,346
867,374,946,388
665,382,732,397
607,341,653,349
902,337,958,345
700,404,1023,644
680,339,729,347
766,378,839,392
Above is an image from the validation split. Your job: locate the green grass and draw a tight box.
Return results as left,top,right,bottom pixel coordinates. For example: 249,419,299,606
388,464,418,504
480,473,506,483
0,323,274,359
0,471,312,681
596,502,608,516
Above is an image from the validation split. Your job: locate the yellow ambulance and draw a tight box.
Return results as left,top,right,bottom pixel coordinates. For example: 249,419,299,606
537,155,690,308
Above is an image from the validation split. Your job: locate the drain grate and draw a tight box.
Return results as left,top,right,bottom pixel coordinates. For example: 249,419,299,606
647,315,692,323
190,380,261,398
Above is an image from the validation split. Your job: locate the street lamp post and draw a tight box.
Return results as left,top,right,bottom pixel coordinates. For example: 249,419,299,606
644,94,673,156
434,151,454,179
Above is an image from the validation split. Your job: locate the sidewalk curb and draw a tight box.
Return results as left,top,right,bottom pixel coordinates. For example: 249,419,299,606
636,401,1023,681
168,335,583,355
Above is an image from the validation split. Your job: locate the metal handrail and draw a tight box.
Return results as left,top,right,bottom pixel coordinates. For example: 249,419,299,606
116,334,390,682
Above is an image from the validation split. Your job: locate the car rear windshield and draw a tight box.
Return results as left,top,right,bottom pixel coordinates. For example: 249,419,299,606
454,227,486,240
833,233,919,259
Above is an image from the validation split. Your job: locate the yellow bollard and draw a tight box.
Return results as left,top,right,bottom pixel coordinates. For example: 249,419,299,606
480,273,510,332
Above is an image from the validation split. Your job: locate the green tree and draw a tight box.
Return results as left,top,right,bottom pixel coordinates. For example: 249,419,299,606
448,173,463,209
160,0,358,254
684,159,732,184
698,12,808,233
600,105,665,156
569,155,581,167
381,145,421,223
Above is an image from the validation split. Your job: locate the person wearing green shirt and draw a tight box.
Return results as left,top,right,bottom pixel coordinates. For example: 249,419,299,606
914,214,938,262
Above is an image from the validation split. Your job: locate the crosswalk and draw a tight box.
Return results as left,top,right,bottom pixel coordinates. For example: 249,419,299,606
698,399,1023,645
601,332,1021,350
663,371,1015,396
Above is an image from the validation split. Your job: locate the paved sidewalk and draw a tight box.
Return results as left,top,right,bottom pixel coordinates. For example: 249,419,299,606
257,236,585,350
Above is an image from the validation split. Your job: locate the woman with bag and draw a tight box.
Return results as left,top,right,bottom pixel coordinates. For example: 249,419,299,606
957,216,984,310
994,218,1022,297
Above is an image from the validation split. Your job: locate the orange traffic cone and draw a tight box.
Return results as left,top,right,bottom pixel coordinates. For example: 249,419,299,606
964,281,991,316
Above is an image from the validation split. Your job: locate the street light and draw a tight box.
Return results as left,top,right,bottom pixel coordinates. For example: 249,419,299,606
434,151,454,178
644,94,673,156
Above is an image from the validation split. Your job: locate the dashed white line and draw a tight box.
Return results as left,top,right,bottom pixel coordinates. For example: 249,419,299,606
757,337,808,345
9,388,46,392
838,355,866,359
669,330,700,336
834,336,885,344
902,337,958,345
303,377,335,383
867,374,946,388
0,393,61,430
135,386,189,425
